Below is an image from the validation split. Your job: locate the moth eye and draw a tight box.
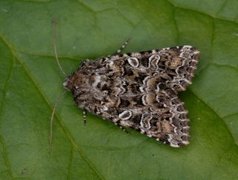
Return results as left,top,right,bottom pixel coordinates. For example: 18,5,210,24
127,57,139,67
119,110,132,120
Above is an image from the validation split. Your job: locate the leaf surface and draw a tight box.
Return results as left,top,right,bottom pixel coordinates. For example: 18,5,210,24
0,0,238,179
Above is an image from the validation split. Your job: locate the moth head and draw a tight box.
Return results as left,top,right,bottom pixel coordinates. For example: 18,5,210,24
63,77,72,91
63,71,90,92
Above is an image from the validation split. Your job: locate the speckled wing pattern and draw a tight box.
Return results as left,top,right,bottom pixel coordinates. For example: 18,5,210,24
64,45,200,147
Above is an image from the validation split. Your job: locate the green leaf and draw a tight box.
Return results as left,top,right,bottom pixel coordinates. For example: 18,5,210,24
0,0,238,179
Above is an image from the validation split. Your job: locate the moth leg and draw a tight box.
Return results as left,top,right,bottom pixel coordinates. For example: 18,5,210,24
108,39,131,57
82,110,87,125
119,126,129,134
116,39,130,54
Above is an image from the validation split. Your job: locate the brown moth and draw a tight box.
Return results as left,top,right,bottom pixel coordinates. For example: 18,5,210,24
63,45,200,147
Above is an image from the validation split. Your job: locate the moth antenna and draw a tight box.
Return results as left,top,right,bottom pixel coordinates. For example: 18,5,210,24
49,91,66,149
49,18,67,152
51,18,67,76
49,100,56,147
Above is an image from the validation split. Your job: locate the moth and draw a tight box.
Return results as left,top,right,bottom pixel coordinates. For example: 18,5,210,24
63,45,200,147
